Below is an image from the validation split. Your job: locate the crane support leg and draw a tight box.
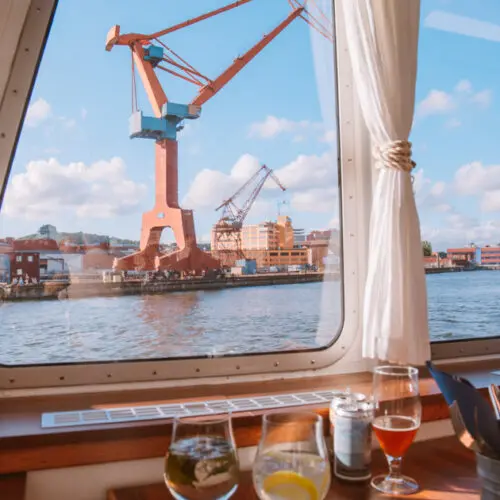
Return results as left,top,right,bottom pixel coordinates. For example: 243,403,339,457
113,139,219,273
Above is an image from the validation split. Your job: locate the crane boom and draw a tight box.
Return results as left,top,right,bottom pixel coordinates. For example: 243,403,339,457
192,7,304,107
131,42,167,116
215,167,263,212
105,0,253,51
217,165,286,226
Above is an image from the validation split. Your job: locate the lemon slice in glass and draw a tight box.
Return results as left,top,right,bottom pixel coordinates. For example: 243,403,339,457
262,471,319,500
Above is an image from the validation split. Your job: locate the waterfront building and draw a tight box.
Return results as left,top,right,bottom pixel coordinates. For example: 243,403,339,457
10,251,40,282
293,228,306,245
276,215,294,249
306,229,332,242
423,253,453,269
476,246,500,267
446,247,476,268
240,222,279,250
0,249,11,283
244,248,308,269
305,240,329,270
212,216,310,269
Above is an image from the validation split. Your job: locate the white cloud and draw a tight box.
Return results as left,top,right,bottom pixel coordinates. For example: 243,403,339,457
422,218,500,250
59,117,77,129
481,191,500,212
273,152,336,190
183,154,261,210
81,108,88,120
430,181,446,197
44,147,60,155
416,81,492,126
413,169,451,214
328,216,340,229
248,115,322,140
445,118,461,128
291,188,337,213
412,169,431,195
434,203,452,213
455,80,472,93
25,98,51,127
424,11,500,43
471,89,492,108
3,157,147,220
454,161,500,196
320,129,337,144
183,151,338,216
416,90,455,117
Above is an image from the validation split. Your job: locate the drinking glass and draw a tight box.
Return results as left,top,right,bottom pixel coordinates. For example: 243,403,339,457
371,365,422,495
164,416,239,500
253,411,331,500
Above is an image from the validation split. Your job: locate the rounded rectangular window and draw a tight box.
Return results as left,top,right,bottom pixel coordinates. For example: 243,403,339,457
0,1,343,367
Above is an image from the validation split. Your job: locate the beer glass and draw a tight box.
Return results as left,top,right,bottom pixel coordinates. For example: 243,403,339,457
164,416,239,500
371,365,421,495
253,412,331,500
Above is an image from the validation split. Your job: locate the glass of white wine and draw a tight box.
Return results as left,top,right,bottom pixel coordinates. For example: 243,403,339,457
253,411,331,500
165,415,239,500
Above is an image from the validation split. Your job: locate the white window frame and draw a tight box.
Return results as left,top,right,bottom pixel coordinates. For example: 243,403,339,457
0,0,372,390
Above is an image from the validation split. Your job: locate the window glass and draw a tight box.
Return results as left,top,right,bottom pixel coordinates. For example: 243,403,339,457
0,0,341,365
416,0,500,341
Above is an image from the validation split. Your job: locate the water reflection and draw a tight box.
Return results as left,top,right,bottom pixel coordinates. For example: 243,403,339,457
1,282,342,365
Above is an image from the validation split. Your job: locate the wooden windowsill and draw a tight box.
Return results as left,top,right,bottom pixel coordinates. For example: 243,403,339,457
108,437,481,500
0,359,499,475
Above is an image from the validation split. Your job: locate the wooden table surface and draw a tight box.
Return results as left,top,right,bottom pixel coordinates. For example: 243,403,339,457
107,437,481,500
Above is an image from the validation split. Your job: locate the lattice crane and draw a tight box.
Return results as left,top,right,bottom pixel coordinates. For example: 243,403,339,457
213,165,286,267
105,0,332,273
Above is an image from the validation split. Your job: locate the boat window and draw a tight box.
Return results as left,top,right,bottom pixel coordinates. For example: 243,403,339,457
417,0,500,357
0,0,346,383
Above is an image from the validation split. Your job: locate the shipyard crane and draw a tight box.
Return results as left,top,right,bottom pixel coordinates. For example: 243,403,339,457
213,165,286,266
105,1,332,273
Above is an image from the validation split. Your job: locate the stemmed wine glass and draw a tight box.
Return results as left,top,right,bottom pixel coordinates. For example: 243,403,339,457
371,365,422,495
253,411,331,500
164,415,239,500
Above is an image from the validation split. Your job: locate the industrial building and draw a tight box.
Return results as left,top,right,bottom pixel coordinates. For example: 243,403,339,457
0,237,137,283
211,215,338,271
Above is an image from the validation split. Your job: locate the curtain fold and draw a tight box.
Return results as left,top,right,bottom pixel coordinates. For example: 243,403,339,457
341,0,430,365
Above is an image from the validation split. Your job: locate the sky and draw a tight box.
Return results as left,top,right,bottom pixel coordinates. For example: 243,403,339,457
0,0,500,251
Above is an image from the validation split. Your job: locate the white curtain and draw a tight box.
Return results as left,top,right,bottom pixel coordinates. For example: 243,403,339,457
341,0,430,365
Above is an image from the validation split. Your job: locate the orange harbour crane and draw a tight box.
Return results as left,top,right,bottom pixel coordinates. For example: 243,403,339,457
213,165,286,267
105,0,332,273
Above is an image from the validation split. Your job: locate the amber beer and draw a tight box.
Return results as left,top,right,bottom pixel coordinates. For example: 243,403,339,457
372,415,419,458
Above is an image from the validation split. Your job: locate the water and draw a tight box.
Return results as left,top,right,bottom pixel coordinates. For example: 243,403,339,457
1,271,499,365
427,271,500,341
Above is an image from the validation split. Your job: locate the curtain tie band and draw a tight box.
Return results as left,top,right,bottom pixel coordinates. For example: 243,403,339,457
374,140,416,173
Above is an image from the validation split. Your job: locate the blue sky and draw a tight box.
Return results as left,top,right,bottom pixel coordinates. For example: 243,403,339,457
1,0,500,251
412,0,500,250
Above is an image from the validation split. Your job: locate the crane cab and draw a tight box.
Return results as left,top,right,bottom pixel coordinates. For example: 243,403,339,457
129,103,201,140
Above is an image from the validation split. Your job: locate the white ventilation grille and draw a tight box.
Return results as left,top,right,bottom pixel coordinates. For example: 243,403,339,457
41,390,339,428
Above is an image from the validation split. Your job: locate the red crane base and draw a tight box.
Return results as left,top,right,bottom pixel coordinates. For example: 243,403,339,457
113,139,219,274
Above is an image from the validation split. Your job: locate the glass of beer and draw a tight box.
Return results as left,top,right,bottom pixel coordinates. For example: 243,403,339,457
164,415,239,500
371,365,421,495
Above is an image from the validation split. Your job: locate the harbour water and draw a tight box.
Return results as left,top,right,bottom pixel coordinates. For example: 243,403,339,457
1,271,499,365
